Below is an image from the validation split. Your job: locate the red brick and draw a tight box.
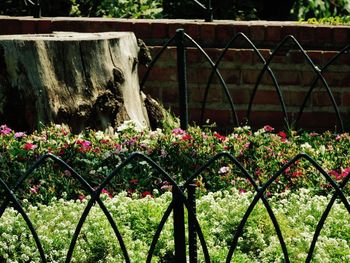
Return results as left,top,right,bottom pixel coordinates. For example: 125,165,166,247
116,21,133,32
190,108,233,126
219,68,240,84
333,27,350,46
298,26,316,45
282,25,299,39
247,111,287,130
162,86,179,103
283,90,309,106
273,70,301,85
133,22,152,39
146,67,177,82
0,18,20,35
289,50,306,64
312,91,341,106
234,49,255,65
229,89,251,104
216,24,233,44
190,87,222,103
200,24,216,46
168,23,185,38
342,92,350,106
242,69,262,85
297,112,341,131
250,25,266,42
266,25,282,42
316,26,333,43
322,72,350,87
151,22,168,39
252,90,281,105
231,25,251,38
253,49,271,63
184,23,200,41
19,19,36,34
306,51,324,65
37,19,53,34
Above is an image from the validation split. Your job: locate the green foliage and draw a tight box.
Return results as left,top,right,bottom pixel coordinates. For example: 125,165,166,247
1,189,350,261
292,0,350,20
71,0,163,18
1,123,350,204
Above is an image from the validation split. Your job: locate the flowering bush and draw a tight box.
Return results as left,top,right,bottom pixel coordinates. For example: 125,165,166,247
1,189,350,262
1,122,350,203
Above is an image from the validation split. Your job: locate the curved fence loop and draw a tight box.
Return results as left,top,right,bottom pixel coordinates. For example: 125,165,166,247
202,32,286,128
182,152,289,262
140,34,177,92
183,32,239,126
247,35,343,131
295,44,350,131
0,177,47,262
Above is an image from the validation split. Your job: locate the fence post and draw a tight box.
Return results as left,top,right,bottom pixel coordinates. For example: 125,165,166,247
173,187,187,262
33,0,41,18
188,182,197,263
176,29,188,131
205,0,213,22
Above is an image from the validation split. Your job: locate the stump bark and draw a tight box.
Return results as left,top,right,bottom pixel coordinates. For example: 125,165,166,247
0,32,150,132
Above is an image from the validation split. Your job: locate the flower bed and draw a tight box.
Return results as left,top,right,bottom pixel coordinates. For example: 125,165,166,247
1,122,350,203
1,189,350,262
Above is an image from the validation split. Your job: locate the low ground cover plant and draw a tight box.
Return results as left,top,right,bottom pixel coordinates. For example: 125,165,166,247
1,122,350,203
1,188,350,262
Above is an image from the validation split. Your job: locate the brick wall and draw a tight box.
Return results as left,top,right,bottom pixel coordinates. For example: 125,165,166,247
1,17,350,131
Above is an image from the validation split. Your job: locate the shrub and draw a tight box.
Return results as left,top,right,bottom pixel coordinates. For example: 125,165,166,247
1,123,350,204
1,189,350,261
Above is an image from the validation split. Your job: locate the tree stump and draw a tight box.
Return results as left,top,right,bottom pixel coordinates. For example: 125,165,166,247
0,32,150,132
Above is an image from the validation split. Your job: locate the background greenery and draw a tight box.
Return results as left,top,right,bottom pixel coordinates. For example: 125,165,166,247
1,0,350,21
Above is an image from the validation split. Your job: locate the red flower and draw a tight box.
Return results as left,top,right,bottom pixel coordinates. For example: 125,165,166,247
278,131,287,142
23,142,37,151
129,179,139,185
263,125,274,132
292,170,303,178
141,191,153,198
181,133,192,141
214,132,226,141
101,188,113,198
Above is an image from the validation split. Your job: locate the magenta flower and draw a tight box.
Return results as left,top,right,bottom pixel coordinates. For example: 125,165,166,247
172,128,184,135
0,124,12,135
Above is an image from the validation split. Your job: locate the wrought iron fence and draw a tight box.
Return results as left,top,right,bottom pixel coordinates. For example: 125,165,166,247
140,28,347,132
1,27,350,262
1,151,350,262
24,0,41,18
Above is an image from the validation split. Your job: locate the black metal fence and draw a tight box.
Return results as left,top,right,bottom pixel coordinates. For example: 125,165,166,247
141,29,348,132
1,150,350,262
1,27,350,262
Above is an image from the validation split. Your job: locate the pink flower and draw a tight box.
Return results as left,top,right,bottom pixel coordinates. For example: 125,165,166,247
14,132,26,138
101,188,113,198
23,142,37,151
219,166,230,174
78,195,86,201
29,184,40,194
0,124,11,135
172,128,185,135
264,125,274,132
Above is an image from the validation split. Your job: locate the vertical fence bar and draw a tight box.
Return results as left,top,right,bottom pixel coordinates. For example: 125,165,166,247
173,187,187,262
205,0,213,22
188,182,197,263
34,0,41,18
176,29,188,130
